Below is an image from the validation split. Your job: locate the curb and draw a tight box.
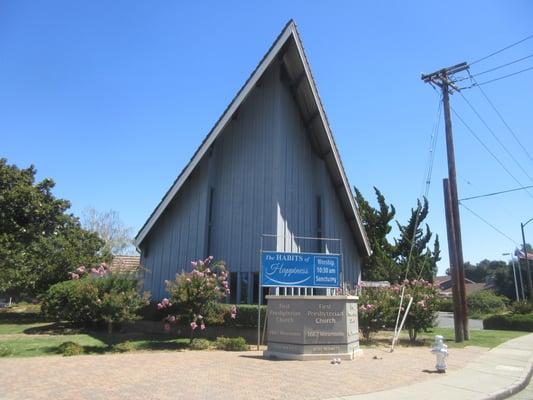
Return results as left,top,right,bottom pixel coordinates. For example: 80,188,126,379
488,356,533,400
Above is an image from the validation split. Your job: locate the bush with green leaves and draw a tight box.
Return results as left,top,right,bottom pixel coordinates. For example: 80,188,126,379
41,272,148,331
58,341,84,356
111,341,135,353
510,300,533,315
158,257,233,342
215,336,248,351
0,344,13,357
437,297,454,312
190,338,211,350
466,290,508,317
483,313,533,332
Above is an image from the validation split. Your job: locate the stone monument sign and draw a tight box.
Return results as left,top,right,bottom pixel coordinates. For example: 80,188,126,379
263,295,360,360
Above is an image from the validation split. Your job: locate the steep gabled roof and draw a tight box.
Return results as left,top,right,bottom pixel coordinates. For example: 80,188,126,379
135,20,371,257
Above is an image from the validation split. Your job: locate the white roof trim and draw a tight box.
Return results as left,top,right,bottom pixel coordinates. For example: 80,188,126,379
135,21,371,256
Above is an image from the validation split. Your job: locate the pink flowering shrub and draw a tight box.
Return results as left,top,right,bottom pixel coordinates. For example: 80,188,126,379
357,279,440,342
399,279,440,341
68,263,108,280
357,287,396,341
158,256,234,343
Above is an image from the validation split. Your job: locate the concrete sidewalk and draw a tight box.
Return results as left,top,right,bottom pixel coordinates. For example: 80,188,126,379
333,333,533,400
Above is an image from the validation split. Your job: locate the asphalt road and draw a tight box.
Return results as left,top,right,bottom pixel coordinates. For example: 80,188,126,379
436,311,484,330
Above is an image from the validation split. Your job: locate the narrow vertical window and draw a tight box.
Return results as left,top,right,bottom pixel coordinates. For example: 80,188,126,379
229,272,238,304
316,195,323,253
206,187,214,256
240,272,249,304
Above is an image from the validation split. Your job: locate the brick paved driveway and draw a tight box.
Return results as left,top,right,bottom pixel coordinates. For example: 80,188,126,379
1,346,486,400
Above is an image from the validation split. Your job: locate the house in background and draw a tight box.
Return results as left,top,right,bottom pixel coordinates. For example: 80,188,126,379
134,20,371,303
434,275,492,298
109,255,140,274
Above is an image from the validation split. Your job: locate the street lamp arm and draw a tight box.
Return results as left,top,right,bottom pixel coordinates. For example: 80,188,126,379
522,217,533,228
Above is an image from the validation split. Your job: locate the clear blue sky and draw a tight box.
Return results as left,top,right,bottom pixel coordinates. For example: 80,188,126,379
2,1,532,275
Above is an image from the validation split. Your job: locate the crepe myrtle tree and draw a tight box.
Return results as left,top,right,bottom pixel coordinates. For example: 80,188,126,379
157,256,236,343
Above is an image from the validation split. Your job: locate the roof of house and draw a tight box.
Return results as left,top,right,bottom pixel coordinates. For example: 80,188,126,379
434,275,476,285
440,282,491,297
110,255,140,274
134,20,371,256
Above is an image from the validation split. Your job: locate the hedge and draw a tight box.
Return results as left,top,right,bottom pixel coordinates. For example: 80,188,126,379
142,302,267,328
483,314,533,332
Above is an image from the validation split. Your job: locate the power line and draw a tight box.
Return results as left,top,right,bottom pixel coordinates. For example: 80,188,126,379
455,54,533,82
457,90,533,184
450,107,533,200
469,74,533,163
469,34,533,66
461,65,533,88
471,54,533,78
459,201,519,246
460,185,533,201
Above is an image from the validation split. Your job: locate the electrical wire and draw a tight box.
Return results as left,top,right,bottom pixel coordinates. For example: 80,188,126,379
461,65,533,89
459,202,519,246
450,107,533,200
459,185,533,201
457,90,533,184
469,72,533,163
455,54,533,82
469,34,533,66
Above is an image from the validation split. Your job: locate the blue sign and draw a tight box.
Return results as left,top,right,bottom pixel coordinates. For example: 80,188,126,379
261,251,340,288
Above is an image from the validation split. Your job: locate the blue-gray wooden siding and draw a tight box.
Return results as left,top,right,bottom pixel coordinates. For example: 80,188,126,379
140,62,362,300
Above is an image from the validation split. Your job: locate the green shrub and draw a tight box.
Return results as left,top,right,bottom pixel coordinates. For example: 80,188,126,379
438,297,454,312
467,290,508,316
215,336,248,351
41,274,148,329
483,314,533,332
58,341,84,356
0,344,13,357
190,338,211,350
202,303,267,328
510,301,533,315
111,341,135,353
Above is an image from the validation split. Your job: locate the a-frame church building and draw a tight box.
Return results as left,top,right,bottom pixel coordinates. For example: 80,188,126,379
135,20,371,303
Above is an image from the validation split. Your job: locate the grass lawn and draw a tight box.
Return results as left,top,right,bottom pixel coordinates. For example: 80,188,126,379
363,327,528,349
0,305,198,357
1,304,528,358
0,320,200,357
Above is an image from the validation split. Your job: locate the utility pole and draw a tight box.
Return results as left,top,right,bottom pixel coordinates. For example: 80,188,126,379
422,62,470,341
444,179,464,342
520,219,533,301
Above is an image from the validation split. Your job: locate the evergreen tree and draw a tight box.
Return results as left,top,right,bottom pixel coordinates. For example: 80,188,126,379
354,188,440,284
393,197,440,282
354,187,397,282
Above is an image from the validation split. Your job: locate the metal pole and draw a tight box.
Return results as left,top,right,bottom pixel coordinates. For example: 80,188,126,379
257,236,263,351
521,222,532,301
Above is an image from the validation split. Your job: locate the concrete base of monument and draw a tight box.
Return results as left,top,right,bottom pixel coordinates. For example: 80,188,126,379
263,295,360,361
